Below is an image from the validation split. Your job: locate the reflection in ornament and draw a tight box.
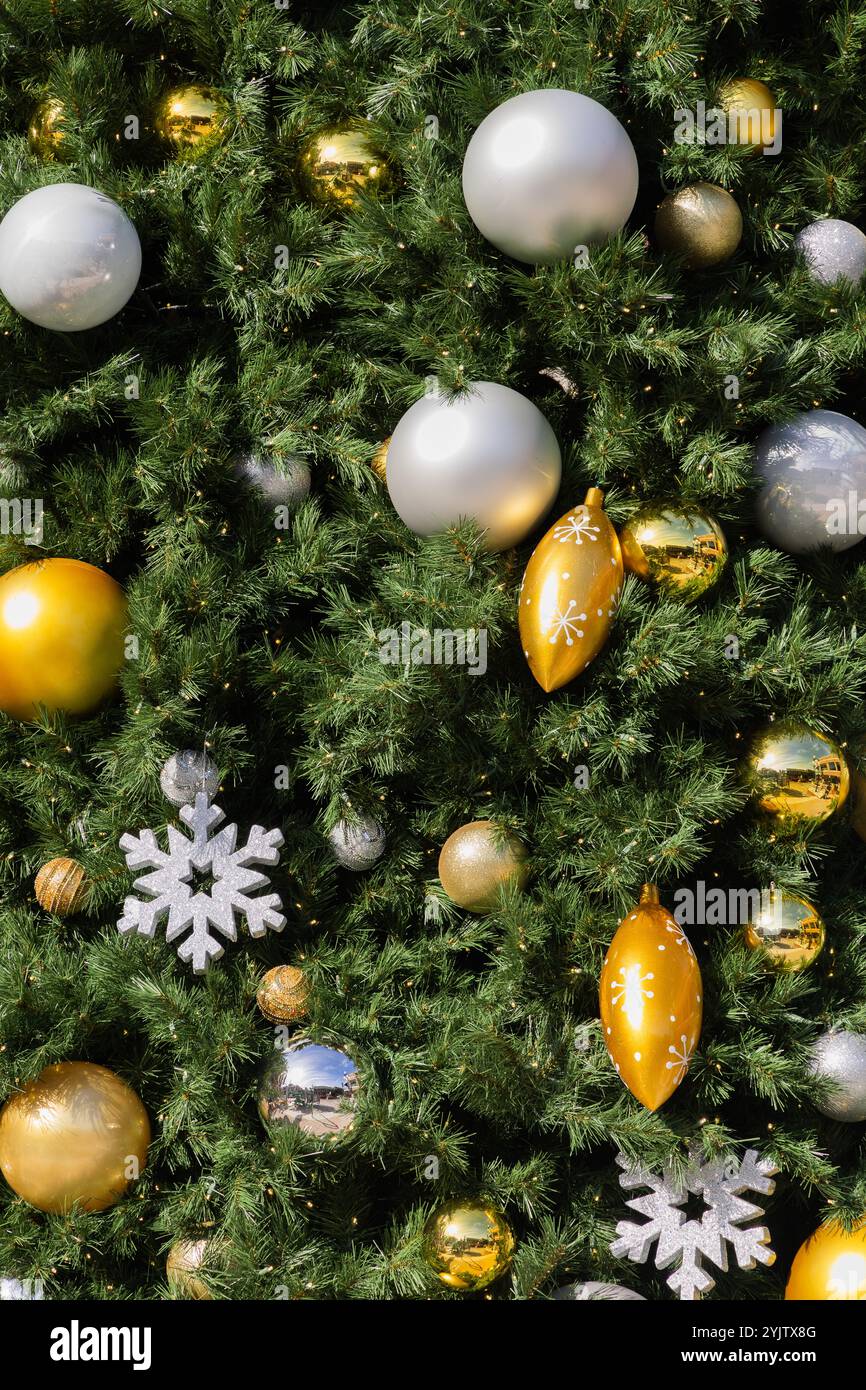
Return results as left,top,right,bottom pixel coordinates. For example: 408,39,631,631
743,889,825,971
423,1200,514,1291
620,501,728,602
257,1038,360,1138
744,723,849,824
297,124,396,207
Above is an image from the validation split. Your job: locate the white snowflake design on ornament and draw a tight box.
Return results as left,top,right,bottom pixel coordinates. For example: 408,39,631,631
553,509,601,545
665,1034,696,1086
544,599,587,645
610,963,655,1014
665,921,694,952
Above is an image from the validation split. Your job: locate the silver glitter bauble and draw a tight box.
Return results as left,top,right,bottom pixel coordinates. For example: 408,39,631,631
257,1037,361,1138
386,381,561,551
807,1030,866,1122
235,451,311,509
327,814,386,870
794,218,866,287
159,749,220,807
754,409,866,554
462,88,638,264
0,1276,44,1300
553,1281,645,1301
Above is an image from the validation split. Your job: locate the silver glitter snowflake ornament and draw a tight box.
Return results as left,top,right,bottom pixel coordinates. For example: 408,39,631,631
611,1147,778,1301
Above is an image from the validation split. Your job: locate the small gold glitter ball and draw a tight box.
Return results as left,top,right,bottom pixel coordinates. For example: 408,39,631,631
620,500,728,602
655,182,743,268
423,1200,514,1291
719,77,779,152
297,124,396,208
744,888,826,971
370,437,390,482
156,84,226,155
743,723,849,825
28,98,71,160
34,857,88,916
166,1239,213,1300
438,820,529,913
256,965,311,1024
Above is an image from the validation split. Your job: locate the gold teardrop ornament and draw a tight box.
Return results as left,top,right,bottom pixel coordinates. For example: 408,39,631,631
599,884,703,1112
518,487,622,692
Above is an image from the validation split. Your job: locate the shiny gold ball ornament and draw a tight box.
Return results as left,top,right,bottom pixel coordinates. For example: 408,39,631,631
744,723,849,825
599,884,703,1112
166,1239,213,1300
518,487,623,693
256,965,311,1024
620,500,728,602
297,123,396,208
0,558,127,721
744,889,825,972
423,1200,515,1291
156,84,226,155
28,98,70,160
786,1222,866,1300
370,437,390,482
0,1061,150,1213
719,78,779,152
438,820,529,913
655,182,743,268
34,857,88,917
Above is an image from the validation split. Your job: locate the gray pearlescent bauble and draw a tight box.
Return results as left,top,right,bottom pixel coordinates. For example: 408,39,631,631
159,750,220,807
794,218,866,287
386,381,561,551
257,1038,361,1137
754,408,866,554
553,1281,645,1301
807,1030,866,1121
327,814,386,870
0,183,141,331
235,451,311,509
462,88,638,264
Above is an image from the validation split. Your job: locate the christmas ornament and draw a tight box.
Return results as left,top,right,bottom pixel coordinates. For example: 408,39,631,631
553,1281,645,1300
518,488,622,692
370,437,390,482
0,1061,150,1214
754,409,866,553
794,219,866,287
462,88,638,265
327,814,386,870
611,1147,778,1301
786,1222,866,1300
0,558,127,720
719,77,779,152
743,722,849,824
118,791,285,975
386,381,561,552
28,98,70,159
256,965,311,1024
600,884,702,1111
655,183,742,268
0,1277,44,1300
297,123,396,207
156,84,226,154
423,1200,514,1291
166,1239,212,1299
34,857,88,917
743,888,825,971
0,183,141,331
807,1030,866,1122
159,749,220,808
438,820,529,913
257,1037,361,1138
235,451,311,510
620,500,728,602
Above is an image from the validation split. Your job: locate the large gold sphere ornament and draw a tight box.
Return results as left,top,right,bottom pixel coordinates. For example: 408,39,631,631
28,98,71,160
423,1200,515,1291
0,558,127,720
786,1221,866,1300
297,123,396,208
719,77,779,152
518,487,623,693
34,857,88,917
600,884,703,1112
438,820,529,913
744,888,825,972
620,500,728,603
166,1239,213,1300
0,1061,150,1213
744,723,849,825
256,965,311,1024
655,182,743,268
156,84,226,155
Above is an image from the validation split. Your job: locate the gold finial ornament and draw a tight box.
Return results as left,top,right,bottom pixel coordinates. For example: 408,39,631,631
744,723,849,825
743,889,825,971
34,857,88,916
296,123,396,207
156,84,226,155
655,183,743,268
423,1200,515,1291
620,500,728,602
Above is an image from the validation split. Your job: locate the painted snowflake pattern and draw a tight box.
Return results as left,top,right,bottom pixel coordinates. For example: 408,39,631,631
610,963,655,1012
665,1034,696,1086
543,599,587,645
553,509,601,545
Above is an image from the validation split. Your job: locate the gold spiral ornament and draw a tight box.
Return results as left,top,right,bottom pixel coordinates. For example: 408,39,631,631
34,857,88,916
256,965,311,1023
743,723,849,825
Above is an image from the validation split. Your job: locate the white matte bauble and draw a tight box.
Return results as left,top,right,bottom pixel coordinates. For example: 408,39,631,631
462,89,639,264
386,381,561,550
754,408,866,553
0,183,141,331
794,219,866,287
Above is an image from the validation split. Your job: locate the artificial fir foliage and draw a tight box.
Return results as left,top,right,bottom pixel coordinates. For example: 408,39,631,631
0,0,865,1302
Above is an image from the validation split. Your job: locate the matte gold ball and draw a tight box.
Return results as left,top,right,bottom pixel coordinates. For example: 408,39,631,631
423,1200,515,1291
744,723,849,825
620,500,728,602
28,98,70,160
719,77,778,151
256,965,311,1024
166,1239,213,1300
438,820,529,913
297,124,396,207
655,182,743,268
156,84,226,155
744,889,826,971
34,857,88,916
370,437,390,482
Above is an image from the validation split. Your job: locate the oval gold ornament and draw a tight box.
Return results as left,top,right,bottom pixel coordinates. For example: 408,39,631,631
518,487,622,693
34,857,88,916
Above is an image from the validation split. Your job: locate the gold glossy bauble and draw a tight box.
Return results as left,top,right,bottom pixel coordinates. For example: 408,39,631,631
620,500,728,603
0,1061,150,1213
655,183,743,269
256,965,311,1024
719,78,778,152
744,723,849,825
0,558,127,721
423,1200,515,1291
786,1222,866,1300
370,437,390,482
297,124,396,208
599,884,703,1112
518,487,623,693
438,820,529,913
744,888,825,971
156,84,226,155
28,98,70,160
166,1239,213,1300
34,857,88,916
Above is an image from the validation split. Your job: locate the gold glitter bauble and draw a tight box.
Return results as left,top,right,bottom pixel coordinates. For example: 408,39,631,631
438,820,529,913
370,437,390,482
620,500,728,602
0,1061,150,1213
786,1222,866,1300
166,1239,213,1300
34,857,88,916
256,965,311,1023
28,98,70,160
743,888,825,971
297,124,396,208
156,84,226,155
719,78,778,152
423,1200,514,1291
655,182,743,268
744,723,849,825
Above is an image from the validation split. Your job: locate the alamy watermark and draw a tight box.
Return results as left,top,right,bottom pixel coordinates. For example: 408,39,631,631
674,881,775,926
0,497,43,545
673,101,782,156
377,621,487,675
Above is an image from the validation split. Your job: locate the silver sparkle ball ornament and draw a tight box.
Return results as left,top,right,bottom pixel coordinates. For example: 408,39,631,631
0,183,141,331
807,1030,866,1122
0,1277,44,1300
794,218,866,287
159,749,220,808
257,1037,362,1138
327,813,386,870
553,1282,645,1301
754,409,866,554
462,88,639,265
386,381,561,551
235,451,311,510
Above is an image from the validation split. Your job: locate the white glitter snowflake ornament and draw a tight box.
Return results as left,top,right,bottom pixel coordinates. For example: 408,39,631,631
118,793,286,974
611,1147,778,1300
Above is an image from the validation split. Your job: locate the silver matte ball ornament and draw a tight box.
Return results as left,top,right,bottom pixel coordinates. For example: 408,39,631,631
794,218,866,287
0,183,141,331
257,1038,361,1138
553,1282,645,1301
754,408,866,554
235,451,311,509
386,382,561,551
327,814,386,870
159,750,220,807
462,88,639,264
807,1030,866,1122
